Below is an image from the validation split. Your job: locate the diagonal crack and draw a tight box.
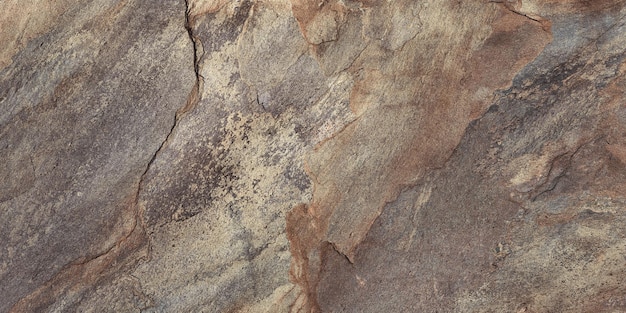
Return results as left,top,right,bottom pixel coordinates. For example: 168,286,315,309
72,0,205,276
488,0,547,27
530,138,598,202
110,0,206,256
328,241,354,265
183,0,205,115
131,0,204,203
10,3,206,310
114,0,207,255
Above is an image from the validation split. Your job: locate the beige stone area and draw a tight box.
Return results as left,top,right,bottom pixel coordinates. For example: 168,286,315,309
3,0,626,312
288,2,551,310
0,0,73,69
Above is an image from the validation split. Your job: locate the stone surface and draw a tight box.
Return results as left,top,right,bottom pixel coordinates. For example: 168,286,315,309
1,0,626,312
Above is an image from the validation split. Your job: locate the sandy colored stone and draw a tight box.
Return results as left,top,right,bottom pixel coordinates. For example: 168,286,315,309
2,0,626,312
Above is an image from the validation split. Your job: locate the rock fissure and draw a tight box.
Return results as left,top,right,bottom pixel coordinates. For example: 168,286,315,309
328,241,354,265
488,1,539,21
183,0,204,116
4,0,626,311
8,201,145,312
9,2,205,309
593,13,626,51
531,137,600,201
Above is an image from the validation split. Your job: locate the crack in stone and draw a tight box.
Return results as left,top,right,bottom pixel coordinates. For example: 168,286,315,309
328,241,354,264
488,0,548,27
9,3,205,310
183,0,205,116
131,0,205,202
531,137,599,201
593,12,626,51
114,0,208,257
107,0,207,255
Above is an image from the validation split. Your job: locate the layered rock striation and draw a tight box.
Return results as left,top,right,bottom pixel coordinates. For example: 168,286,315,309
2,0,626,312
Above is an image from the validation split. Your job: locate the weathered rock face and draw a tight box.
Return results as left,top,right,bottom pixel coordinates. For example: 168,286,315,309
2,0,626,312
1,0,195,311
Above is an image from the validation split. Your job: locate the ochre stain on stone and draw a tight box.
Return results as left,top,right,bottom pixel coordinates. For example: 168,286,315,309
286,2,552,310
9,195,148,313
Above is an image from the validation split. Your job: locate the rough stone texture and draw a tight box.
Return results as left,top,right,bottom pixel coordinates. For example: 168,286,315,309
2,0,626,312
0,0,195,311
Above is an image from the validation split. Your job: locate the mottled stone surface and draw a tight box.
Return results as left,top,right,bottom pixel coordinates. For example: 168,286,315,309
2,0,626,312
0,0,195,311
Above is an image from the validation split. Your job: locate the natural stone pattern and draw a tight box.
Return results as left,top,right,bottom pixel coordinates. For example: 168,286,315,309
0,0,195,311
310,2,626,312
2,0,626,312
129,2,356,311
